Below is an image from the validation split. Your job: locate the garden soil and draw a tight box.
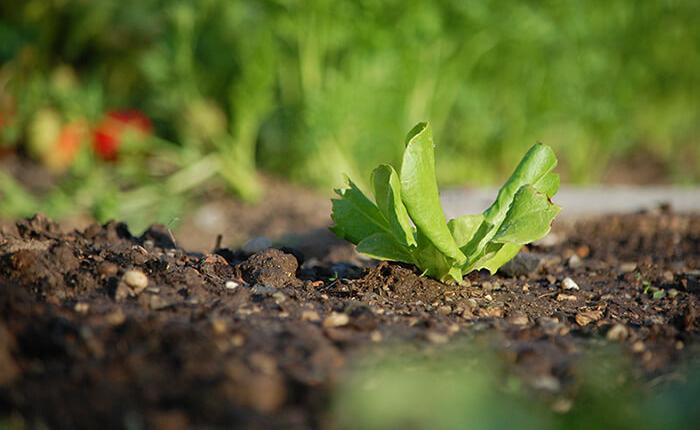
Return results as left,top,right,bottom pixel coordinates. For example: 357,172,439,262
0,208,699,429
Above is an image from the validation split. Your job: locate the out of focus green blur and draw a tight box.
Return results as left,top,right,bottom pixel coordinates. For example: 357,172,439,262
333,346,700,430
1,0,699,230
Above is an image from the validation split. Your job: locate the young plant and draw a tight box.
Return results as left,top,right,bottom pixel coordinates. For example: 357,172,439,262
331,122,560,283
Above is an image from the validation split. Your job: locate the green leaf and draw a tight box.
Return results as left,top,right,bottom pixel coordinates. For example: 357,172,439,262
400,122,466,265
329,123,561,284
461,143,558,264
652,289,666,300
491,185,560,244
471,243,521,275
356,233,414,264
371,164,416,247
535,172,560,198
467,184,559,274
330,178,392,244
483,143,558,226
448,214,484,248
412,231,462,282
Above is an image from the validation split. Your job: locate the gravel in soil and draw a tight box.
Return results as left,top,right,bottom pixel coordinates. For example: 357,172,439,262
0,210,699,429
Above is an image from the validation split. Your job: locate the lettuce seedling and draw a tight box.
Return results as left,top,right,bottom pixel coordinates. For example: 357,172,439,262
331,122,560,283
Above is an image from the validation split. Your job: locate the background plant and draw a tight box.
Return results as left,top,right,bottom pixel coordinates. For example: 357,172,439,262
1,0,698,230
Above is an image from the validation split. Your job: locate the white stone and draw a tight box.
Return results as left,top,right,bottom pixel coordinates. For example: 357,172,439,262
561,277,580,291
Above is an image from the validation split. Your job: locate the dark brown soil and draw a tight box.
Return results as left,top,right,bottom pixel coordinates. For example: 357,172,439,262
0,210,699,429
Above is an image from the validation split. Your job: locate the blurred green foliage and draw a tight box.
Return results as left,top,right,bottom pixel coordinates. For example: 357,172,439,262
333,346,700,430
1,0,699,228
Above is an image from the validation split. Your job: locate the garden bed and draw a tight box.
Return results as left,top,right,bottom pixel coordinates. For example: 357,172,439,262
0,209,699,429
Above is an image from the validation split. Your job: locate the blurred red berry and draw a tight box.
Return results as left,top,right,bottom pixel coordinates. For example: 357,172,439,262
27,108,87,171
92,110,152,160
50,121,87,171
56,121,88,168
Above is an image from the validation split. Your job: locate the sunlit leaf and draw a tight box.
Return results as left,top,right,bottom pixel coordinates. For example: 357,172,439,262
330,178,392,244
372,164,416,247
400,123,465,265
356,233,414,264
330,123,560,283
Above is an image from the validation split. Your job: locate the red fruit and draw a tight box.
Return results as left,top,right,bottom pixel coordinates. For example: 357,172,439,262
27,109,87,171
92,110,151,160
50,121,87,171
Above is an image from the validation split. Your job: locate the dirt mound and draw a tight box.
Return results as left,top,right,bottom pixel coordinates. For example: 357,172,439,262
0,212,699,429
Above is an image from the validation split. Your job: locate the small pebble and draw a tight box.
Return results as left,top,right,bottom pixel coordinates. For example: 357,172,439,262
567,255,582,269
231,334,245,347
323,312,349,328
115,270,150,301
507,311,529,326
631,340,646,353
97,261,119,278
225,280,239,290
539,317,570,336
575,309,603,326
606,324,628,341
370,331,383,342
575,245,590,258
556,294,577,302
561,277,580,291
535,233,562,247
211,318,228,334
480,307,504,318
437,305,452,316
301,310,321,322
74,302,89,314
619,262,637,273
105,309,126,326
123,270,149,292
